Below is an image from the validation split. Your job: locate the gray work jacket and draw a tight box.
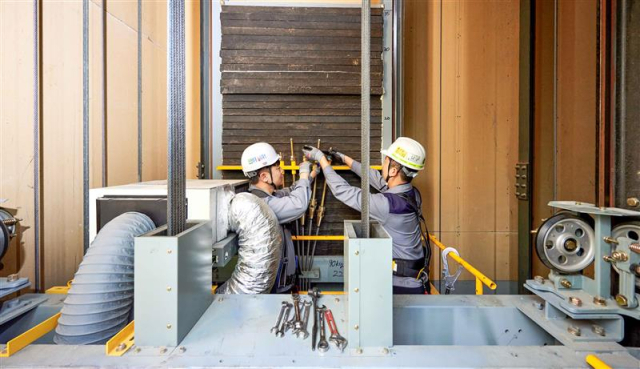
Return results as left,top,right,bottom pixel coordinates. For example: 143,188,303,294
248,179,311,291
322,162,424,288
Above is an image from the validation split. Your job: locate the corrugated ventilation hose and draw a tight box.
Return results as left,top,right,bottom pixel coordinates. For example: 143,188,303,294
54,212,155,345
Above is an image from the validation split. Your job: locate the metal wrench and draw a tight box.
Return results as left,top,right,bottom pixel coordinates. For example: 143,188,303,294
324,308,348,352
271,301,288,335
296,300,312,339
317,305,329,352
292,293,303,333
308,288,321,351
276,302,292,337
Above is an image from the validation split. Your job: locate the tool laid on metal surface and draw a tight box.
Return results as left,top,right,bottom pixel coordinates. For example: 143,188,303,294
308,288,321,351
275,302,292,338
296,300,312,339
317,305,329,353
324,308,347,352
441,247,463,294
271,301,288,335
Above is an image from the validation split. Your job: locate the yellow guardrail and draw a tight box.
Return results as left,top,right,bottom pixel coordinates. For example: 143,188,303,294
216,165,383,171
291,234,496,295
0,312,61,357
586,354,612,369
428,235,497,295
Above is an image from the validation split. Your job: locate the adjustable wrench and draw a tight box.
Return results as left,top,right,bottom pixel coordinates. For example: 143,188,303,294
325,308,348,352
271,301,288,335
296,300,312,339
317,305,329,352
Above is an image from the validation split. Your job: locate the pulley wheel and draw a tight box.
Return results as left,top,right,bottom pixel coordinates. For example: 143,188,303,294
0,221,9,269
612,221,640,243
535,212,596,273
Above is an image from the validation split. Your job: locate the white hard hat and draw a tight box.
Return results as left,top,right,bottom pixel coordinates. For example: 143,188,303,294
241,142,281,177
380,137,426,172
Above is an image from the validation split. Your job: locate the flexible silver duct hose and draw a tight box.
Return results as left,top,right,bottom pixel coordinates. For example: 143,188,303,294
217,193,282,294
54,212,155,345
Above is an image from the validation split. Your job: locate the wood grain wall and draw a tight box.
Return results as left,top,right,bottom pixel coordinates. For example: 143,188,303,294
1,0,200,289
404,0,520,282
532,0,597,278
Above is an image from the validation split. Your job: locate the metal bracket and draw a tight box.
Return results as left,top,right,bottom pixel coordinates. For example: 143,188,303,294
515,163,530,200
105,321,135,357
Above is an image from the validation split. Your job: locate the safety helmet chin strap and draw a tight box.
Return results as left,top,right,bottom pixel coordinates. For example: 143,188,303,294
384,159,393,183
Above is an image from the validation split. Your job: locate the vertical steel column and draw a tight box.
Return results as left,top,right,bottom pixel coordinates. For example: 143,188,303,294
597,0,615,207
552,0,558,202
392,0,403,139
614,0,640,209
83,0,90,253
200,0,212,179
137,0,142,182
361,0,371,239
517,0,534,292
33,0,42,290
167,0,187,236
101,0,107,187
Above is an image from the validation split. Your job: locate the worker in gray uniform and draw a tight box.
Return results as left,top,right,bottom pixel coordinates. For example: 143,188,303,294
303,137,430,294
241,142,318,293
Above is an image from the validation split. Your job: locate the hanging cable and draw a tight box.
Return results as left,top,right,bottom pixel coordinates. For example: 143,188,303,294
361,0,371,238
33,0,42,290
167,0,187,236
82,0,90,253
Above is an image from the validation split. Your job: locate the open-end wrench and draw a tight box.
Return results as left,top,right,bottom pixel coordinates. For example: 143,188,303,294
292,293,303,333
271,301,288,335
317,305,329,352
308,288,321,351
296,300,312,339
276,302,292,337
285,300,301,333
325,308,348,352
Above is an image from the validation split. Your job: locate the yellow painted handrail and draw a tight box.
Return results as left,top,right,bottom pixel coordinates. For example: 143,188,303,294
429,235,498,293
292,234,496,295
216,165,383,171
586,354,612,369
0,312,61,357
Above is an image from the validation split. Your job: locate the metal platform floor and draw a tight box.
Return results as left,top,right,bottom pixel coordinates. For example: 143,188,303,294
2,294,640,368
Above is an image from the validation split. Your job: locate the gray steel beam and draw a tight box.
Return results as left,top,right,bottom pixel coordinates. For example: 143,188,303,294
200,0,212,179
614,0,640,210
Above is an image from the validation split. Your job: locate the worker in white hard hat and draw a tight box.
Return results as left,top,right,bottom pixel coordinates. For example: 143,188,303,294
241,142,318,293
303,137,431,294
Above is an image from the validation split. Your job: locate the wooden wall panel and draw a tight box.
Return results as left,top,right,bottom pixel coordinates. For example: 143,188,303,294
42,0,85,288
532,0,598,279
405,0,519,282
403,0,442,275
0,1,37,284
105,4,139,186
557,0,597,202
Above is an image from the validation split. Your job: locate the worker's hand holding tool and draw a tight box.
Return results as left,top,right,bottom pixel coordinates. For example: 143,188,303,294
302,145,325,162
328,148,345,164
298,161,312,179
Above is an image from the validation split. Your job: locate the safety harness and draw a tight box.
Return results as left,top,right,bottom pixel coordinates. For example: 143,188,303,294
382,187,432,291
